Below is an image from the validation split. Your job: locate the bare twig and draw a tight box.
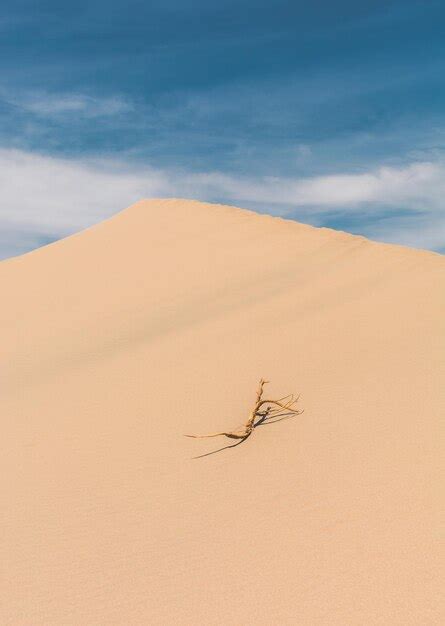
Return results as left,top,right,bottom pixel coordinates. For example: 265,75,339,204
185,379,302,441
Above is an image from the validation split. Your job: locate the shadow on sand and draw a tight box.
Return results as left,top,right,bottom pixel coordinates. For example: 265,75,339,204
191,410,301,459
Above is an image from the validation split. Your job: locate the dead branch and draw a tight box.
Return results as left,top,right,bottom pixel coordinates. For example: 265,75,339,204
185,378,302,441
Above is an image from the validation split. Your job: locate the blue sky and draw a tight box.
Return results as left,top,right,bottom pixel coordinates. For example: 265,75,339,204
1,0,444,258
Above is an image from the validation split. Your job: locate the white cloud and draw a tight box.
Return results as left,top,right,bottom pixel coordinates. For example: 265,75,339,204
0,148,443,259
0,149,166,235
284,162,444,209
2,91,132,117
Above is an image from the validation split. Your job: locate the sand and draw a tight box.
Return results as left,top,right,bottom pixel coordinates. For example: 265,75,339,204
1,198,444,625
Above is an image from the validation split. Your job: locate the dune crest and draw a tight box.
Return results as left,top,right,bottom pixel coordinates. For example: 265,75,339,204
2,198,444,625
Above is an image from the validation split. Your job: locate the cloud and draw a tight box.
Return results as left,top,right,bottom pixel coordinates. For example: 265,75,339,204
275,162,445,210
0,149,166,235
1,91,132,118
0,148,443,260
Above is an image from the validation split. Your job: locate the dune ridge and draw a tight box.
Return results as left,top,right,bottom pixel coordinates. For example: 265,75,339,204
1,198,444,625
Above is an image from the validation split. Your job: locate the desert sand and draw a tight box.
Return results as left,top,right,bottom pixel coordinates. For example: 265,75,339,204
1,198,444,625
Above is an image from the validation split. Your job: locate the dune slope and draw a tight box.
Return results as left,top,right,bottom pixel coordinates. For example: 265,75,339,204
1,199,444,625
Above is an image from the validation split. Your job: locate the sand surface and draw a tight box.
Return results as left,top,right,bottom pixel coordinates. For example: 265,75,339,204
1,198,444,624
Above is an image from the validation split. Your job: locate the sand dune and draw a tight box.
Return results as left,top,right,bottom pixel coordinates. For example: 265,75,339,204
1,198,444,625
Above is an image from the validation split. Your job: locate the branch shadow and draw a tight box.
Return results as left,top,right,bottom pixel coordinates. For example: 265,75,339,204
191,408,302,459
255,411,301,427
191,436,249,459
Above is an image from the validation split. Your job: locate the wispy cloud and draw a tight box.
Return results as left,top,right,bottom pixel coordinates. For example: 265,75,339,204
272,162,445,210
1,90,132,118
0,148,443,260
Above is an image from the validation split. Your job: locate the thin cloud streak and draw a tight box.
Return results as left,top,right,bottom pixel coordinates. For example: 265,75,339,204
0,148,443,259
1,90,132,118
267,162,444,210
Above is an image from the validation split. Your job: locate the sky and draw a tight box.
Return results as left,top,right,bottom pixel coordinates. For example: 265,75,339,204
1,0,444,259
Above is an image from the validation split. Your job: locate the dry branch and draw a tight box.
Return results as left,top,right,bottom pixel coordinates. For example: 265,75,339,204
185,378,302,441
